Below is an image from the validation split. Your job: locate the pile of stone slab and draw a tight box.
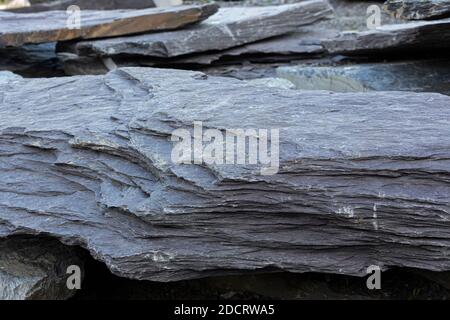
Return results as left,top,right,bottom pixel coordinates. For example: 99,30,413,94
0,3,218,46
1,0,450,300
273,0,450,95
55,1,335,75
0,0,336,77
52,0,450,88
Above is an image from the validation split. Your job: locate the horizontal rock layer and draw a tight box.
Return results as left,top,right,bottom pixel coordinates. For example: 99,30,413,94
323,18,450,54
383,0,450,20
0,67,450,282
63,1,334,58
8,0,158,13
57,29,335,76
0,4,217,47
276,59,450,94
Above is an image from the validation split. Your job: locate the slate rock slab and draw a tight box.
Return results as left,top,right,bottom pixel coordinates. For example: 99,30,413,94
383,0,450,20
57,27,337,76
0,4,218,47
322,18,450,54
8,0,158,12
276,59,450,94
0,237,83,300
169,28,337,65
65,1,334,58
0,68,450,282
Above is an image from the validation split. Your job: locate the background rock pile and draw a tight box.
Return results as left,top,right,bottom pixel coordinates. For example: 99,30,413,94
0,0,449,300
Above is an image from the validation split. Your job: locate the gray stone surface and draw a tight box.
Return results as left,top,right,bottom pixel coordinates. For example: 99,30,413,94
65,1,334,58
169,28,336,65
8,0,157,12
57,27,337,76
0,70,23,82
0,67,450,282
0,4,218,47
276,60,450,94
323,18,450,54
0,237,83,300
383,0,450,20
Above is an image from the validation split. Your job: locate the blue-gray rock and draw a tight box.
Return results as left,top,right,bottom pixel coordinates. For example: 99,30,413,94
383,0,450,20
323,18,450,54
0,4,218,47
0,68,450,282
276,60,450,94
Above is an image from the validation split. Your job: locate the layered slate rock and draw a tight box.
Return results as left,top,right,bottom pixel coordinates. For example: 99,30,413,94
64,1,334,58
1,68,450,282
0,237,83,300
168,28,336,65
57,27,337,76
0,4,218,47
383,0,450,20
8,0,158,12
276,60,450,94
323,18,450,54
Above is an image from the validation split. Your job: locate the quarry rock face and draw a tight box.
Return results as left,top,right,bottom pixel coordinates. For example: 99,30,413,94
0,4,218,47
0,68,450,282
56,28,337,76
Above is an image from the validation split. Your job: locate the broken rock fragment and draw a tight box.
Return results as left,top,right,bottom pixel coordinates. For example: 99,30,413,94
0,3,218,47
65,1,334,58
0,43,64,77
168,28,336,65
322,18,450,54
57,27,337,76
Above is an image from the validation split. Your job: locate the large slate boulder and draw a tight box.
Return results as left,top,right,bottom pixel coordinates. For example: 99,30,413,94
0,68,450,282
62,1,334,58
57,28,335,76
0,4,218,47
